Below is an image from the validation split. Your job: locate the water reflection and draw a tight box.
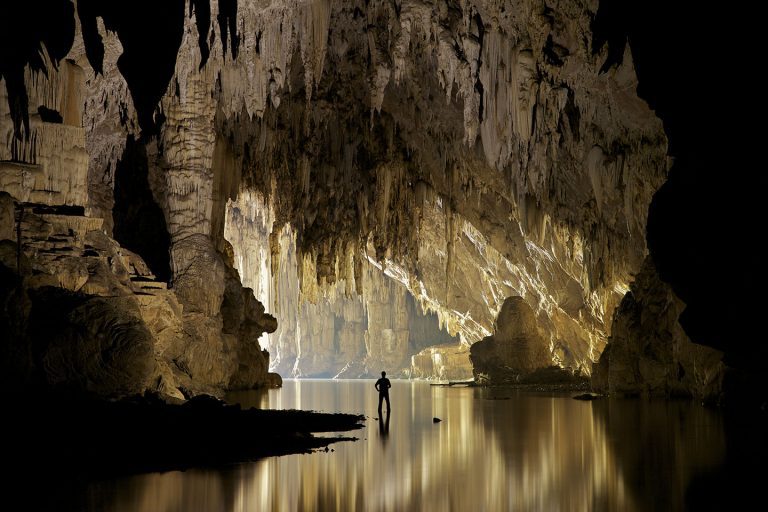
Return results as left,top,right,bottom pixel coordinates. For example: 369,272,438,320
87,381,726,511
590,398,725,511
379,412,390,444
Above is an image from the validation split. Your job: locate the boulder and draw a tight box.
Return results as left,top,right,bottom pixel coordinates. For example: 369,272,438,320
27,288,156,397
266,372,283,388
470,296,553,384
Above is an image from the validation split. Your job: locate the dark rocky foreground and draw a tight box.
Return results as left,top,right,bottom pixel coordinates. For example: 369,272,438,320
4,392,365,476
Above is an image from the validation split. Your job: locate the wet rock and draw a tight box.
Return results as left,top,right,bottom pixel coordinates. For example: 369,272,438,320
266,372,283,388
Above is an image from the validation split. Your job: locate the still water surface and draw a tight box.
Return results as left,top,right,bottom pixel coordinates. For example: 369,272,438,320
87,380,728,511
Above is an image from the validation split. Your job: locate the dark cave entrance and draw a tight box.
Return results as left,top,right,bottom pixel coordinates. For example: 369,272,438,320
112,136,172,282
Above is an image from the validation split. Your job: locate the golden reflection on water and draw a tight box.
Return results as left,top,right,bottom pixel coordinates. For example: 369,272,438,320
89,381,725,512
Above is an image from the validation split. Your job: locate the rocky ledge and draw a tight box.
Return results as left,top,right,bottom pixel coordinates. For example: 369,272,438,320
4,392,365,477
0,192,278,399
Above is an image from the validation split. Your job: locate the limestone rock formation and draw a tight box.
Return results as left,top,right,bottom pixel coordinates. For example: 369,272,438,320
0,2,281,397
226,192,459,378
410,343,473,382
470,296,554,384
209,0,667,375
2,0,668,392
0,199,154,396
592,257,725,400
28,289,156,396
585,1,765,405
0,190,277,398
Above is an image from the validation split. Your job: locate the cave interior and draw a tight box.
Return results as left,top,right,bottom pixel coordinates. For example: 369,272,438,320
0,0,765,406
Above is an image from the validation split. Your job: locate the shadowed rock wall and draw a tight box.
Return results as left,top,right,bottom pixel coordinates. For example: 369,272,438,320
592,257,725,401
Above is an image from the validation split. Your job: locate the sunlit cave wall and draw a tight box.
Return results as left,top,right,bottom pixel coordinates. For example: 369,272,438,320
1,0,668,394
224,191,460,379
214,0,667,377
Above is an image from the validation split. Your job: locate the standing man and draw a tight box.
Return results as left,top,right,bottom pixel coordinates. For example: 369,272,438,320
375,371,391,415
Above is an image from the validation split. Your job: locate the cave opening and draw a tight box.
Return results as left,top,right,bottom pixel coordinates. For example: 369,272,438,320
594,0,766,376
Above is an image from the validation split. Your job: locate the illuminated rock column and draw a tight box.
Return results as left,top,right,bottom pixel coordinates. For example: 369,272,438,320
156,13,258,390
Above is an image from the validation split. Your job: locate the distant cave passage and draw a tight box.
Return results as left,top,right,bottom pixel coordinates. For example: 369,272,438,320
112,136,172,282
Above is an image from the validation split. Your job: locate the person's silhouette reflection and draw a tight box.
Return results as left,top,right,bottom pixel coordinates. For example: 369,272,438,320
379,410,390,443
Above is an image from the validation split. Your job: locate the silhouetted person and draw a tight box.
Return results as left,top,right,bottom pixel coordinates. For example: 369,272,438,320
375,371,391,415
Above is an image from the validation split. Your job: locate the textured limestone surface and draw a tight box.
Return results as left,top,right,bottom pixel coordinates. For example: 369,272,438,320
470,296,554,383
410,343,473,382
0,1,278,397
226,191,458,378
2,0,668,388
209,0,666,376
207,0,665,379
0,15,276,395
0,191,277,397
0,194,153,396
592,257,725,400
0,58,88,207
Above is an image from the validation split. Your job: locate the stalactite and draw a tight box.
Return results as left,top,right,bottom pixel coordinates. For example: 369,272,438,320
2,0,669,386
